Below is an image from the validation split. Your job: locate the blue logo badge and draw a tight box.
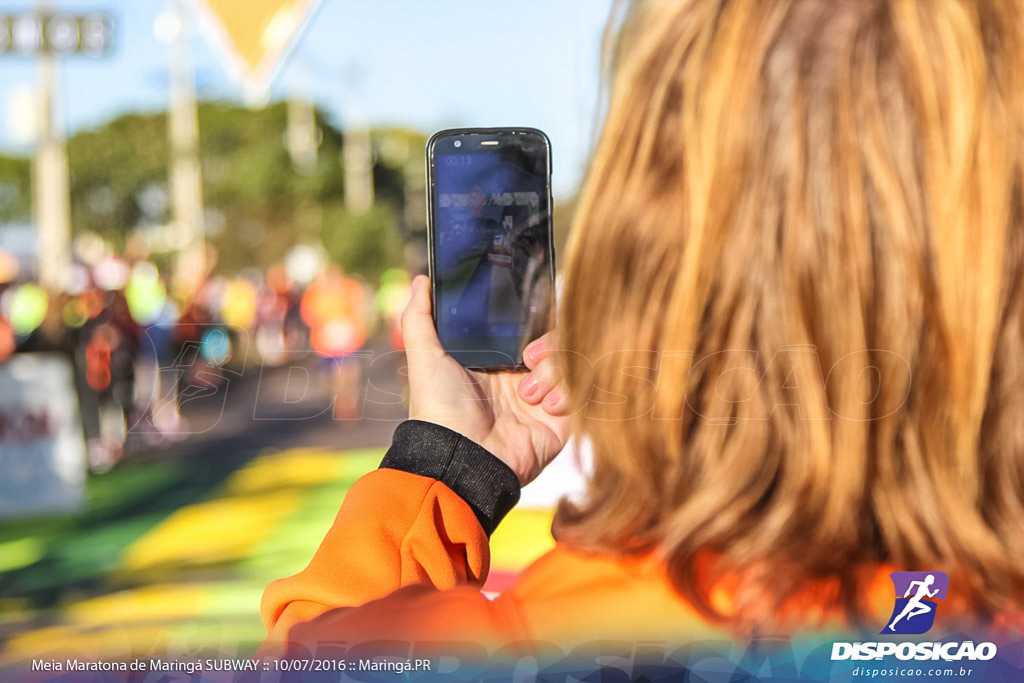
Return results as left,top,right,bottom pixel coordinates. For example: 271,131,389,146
882,571,949,635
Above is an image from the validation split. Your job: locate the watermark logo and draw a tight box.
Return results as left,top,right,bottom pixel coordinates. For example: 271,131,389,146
882,571,949,635
832,569,997,663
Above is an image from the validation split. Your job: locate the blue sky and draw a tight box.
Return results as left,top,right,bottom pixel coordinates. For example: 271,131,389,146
0,0,614,197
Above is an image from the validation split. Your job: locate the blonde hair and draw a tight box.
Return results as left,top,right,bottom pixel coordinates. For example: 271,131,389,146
557,0,1024,629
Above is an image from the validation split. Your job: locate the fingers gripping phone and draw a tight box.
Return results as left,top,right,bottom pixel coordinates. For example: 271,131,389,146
426,128,555,369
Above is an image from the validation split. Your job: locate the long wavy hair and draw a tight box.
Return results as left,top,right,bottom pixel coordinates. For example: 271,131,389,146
557,0,1024,629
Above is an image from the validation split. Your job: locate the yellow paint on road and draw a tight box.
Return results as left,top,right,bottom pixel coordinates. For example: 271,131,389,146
121,490,302,572
121,449,348,573
225,448,344,495
490,506,556,571
0,446,559,666
64,583,209,626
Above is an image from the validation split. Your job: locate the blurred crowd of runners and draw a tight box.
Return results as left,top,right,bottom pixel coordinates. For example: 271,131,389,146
0,242,411,472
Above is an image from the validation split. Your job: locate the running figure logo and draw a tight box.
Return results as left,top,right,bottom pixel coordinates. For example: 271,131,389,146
883,571,949,635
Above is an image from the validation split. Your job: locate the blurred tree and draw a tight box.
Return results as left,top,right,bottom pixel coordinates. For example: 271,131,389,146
195,101,345,273
320,203,404,282
68,112,170,247
370,127,428,234
0,156,32,224
48,102,425,280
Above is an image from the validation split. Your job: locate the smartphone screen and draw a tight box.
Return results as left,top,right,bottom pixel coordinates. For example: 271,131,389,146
427,128,554,369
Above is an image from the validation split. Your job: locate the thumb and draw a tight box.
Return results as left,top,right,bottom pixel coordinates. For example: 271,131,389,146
401,275,444,367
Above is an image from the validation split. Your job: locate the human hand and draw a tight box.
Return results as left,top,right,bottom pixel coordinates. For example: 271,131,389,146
401,275,569,485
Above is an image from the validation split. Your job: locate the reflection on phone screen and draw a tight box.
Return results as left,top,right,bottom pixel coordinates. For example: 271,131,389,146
433,143,551,365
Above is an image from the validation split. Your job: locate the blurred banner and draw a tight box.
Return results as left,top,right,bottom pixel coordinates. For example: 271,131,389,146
189,0,320,102
0,354,86,519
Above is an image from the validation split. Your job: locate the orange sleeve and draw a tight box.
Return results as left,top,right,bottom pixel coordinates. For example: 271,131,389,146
260,468,494,650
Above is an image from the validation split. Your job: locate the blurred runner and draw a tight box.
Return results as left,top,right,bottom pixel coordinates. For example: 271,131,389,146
375,267,411,353
256,265,292,365
126,262,183,442
300,267,368,419
78,288,139,470
0,316,14,362
375,267,412,404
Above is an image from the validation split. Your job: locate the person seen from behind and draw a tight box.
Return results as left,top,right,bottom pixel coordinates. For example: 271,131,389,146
260,0,1024,660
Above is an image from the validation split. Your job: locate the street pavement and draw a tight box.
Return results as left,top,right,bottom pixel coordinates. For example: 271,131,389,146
0,341,565,668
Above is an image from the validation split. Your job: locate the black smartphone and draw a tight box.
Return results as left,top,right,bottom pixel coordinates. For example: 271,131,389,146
426,128,555,370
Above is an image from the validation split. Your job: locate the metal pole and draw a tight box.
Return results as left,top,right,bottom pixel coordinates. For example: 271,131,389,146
168,0,205,297
286,86,318,172
342,61,373,213
32,0,72,292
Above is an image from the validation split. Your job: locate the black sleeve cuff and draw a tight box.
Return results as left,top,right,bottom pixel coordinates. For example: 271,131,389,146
379,420,521,535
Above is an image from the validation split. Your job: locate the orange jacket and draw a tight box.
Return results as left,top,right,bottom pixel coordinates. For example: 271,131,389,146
261,467,735,647
260,422,1018,675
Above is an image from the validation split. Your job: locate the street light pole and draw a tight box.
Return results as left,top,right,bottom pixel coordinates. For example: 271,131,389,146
32,0,72,292
167,0,205,298
342,61,373,214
